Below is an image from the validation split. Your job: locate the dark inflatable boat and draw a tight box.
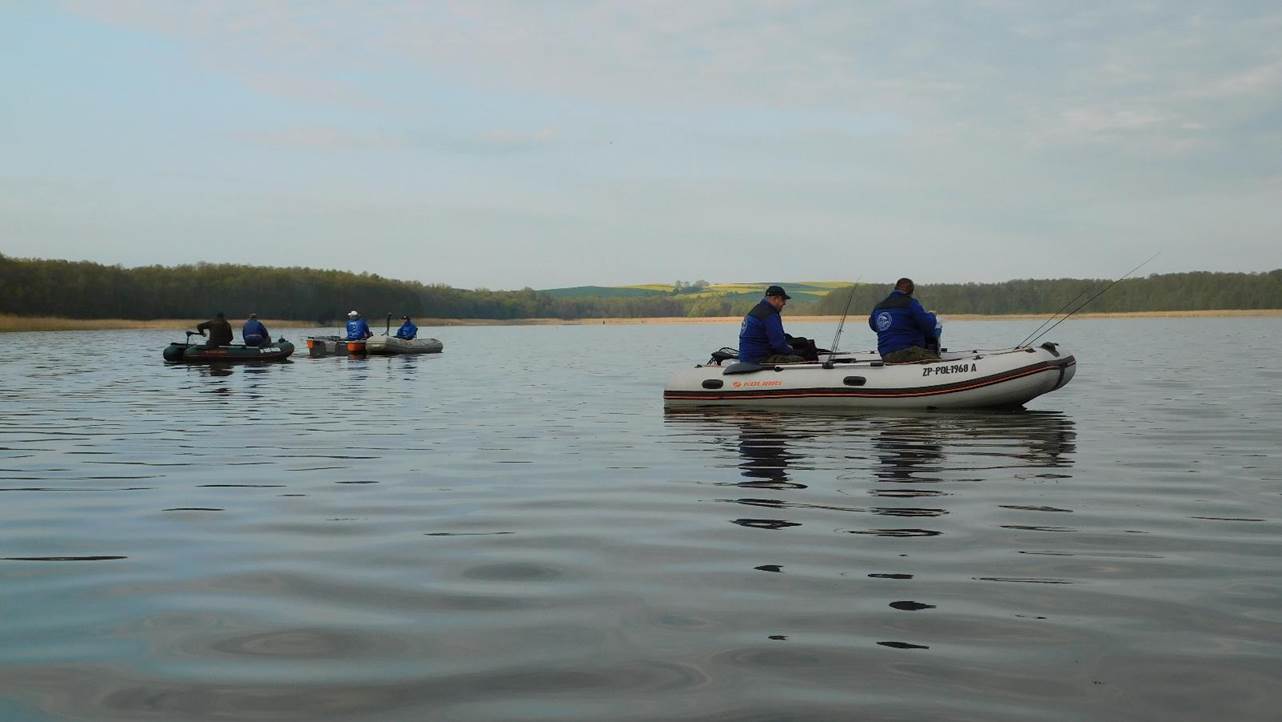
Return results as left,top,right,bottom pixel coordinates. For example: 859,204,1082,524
163,338,295,363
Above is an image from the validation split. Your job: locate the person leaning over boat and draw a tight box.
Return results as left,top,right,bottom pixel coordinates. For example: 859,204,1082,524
738,285,805,364
195,312,233,347
241,313,271,347
869,278,941,363
395,316,417,340
345,310,373,341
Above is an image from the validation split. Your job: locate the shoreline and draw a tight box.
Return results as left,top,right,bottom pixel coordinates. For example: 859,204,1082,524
524,309,1282,325
1,308,1279,332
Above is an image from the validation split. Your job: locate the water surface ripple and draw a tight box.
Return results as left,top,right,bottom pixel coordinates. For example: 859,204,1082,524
1,319,1280,721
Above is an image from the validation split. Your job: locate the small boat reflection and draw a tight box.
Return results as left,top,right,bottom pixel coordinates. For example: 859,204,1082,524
663,408,1077,534
662,408,1079,652
195,362,235,378
664,408,1075,480
735,419,809,489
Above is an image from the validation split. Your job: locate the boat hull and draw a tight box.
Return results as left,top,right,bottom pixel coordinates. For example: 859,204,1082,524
305,336,357,356
664,345,1075,409
365,335,444,355
163,340,295,363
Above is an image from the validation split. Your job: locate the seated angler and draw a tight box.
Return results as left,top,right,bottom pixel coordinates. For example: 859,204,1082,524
868,277,942,363
739,285,805,365
241,313,271,347
195,312,233,348
345,310,373,341
395,315,417,340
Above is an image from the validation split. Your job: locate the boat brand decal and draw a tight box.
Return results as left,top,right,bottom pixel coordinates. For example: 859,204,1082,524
732,380,784,389
260,347,281,353
922,363,978,377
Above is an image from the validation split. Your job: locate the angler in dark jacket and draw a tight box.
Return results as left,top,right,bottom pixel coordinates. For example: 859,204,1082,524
395,316,418,340
241,313,271,347
195,312,233,347
738,286,804,364
868,278,941,363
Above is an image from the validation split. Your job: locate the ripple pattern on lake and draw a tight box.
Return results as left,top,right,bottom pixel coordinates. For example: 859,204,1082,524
1,320,1280,721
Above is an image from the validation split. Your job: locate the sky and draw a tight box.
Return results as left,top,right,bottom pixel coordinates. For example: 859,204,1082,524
2,1,1279,290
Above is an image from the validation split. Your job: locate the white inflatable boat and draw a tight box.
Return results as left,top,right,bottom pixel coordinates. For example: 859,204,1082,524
365,335,444,355
663,343,1075,409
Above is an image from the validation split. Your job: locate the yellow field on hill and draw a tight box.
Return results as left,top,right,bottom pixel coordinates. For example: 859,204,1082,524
617,281,853,299
621,284,677,292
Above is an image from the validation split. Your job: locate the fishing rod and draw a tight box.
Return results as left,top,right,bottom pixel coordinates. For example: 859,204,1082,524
1015,287,1094,348
823,280,860,368
1022,251,1160,347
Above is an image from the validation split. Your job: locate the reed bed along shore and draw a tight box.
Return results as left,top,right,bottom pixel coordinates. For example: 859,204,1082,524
2,309,1279,332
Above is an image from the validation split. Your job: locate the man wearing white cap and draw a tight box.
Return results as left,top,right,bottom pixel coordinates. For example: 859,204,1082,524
344,310,373,342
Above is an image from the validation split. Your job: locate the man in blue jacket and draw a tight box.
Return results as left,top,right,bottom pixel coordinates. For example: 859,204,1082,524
739,286,804,364
395,316,417,340
868,278,941,363
345,310,373,341
241,313,271,347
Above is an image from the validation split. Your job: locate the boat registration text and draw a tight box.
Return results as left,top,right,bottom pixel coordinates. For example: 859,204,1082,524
923,363,979,377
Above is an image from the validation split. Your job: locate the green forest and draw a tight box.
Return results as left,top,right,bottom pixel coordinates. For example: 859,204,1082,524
812,271,1282,315
2,254,1279,321
0,255,687,321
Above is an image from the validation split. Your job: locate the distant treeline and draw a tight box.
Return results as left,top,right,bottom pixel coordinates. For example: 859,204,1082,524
813,271,1282,315
2,254,1279,321
0,254,692,321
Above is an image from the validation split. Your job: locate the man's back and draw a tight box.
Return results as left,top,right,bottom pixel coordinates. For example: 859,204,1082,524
739,301,783,363
197,317,233,346
243,318,267,338
869,290,937,357
346,318,372,340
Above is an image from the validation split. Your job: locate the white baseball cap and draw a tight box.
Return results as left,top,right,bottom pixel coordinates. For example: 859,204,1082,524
347,310,359,318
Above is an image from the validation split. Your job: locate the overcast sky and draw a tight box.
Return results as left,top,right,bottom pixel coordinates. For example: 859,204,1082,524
3,1,1279,289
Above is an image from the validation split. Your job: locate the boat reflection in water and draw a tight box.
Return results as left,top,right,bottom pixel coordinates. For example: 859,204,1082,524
733,418,810,490
661,407,1079,650
662,408,1077,537
665,407,1075,481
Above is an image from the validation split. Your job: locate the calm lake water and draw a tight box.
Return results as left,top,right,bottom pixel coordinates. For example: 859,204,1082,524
1,317,1280,721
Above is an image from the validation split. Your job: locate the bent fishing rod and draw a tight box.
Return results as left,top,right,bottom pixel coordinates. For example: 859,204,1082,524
1019,250,1160,348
